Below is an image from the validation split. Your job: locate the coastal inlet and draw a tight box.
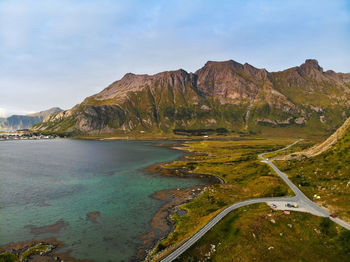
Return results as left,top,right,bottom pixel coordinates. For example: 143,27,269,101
0,139,207,261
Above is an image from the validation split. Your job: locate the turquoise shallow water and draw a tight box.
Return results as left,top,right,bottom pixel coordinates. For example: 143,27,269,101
0,139,205,261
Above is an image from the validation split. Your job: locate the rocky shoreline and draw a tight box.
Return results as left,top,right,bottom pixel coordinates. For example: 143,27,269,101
0,238,90,262
137,143,223,261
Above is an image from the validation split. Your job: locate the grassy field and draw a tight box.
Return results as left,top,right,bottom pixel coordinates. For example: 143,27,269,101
273,129,350,222
176,203,350,262
149,138,300,261
263,139,315,159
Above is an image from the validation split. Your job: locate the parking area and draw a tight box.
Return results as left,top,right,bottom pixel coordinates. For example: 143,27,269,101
266,201,310,213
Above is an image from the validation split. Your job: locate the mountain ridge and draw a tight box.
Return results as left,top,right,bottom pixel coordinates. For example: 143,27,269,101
33,59,350,136
0,107,62,131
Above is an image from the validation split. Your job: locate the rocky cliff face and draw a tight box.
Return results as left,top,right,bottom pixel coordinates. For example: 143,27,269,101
33,59,350,135
196,60,268,100
0,107,62,131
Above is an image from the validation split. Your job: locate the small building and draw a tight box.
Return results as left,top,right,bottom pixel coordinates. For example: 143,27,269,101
284,210,291,215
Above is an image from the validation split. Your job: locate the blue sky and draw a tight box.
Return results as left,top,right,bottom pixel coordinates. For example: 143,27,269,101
0,0,349,116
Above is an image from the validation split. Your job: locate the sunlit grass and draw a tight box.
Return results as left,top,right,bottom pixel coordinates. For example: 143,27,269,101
176,203,350,262
150,138,297,260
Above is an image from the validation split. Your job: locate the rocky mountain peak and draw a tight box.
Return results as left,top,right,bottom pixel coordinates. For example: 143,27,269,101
243,63,269,78
121,72,137,79
203,60,244,71
34,58,350,136
300,59,323,72
195,59,270,99
90,69,195,103
152,69,195,88
200,60,267,77
154,68,189,79
119,72,149,82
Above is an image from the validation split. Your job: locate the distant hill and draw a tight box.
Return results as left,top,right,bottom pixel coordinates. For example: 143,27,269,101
279,116,350,160
0,107,62,131
300,116,350,157
33,59,350,136
27,107,63,119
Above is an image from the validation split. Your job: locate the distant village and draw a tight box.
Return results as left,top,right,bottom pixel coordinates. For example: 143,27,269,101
0,131,61,141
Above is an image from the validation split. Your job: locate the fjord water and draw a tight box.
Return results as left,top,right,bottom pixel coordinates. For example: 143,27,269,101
0,139,205,261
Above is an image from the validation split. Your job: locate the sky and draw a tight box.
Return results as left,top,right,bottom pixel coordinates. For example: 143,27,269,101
0,0,349,117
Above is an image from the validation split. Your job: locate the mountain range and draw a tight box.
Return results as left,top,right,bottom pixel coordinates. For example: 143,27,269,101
33,59,350,136
0,107,62,132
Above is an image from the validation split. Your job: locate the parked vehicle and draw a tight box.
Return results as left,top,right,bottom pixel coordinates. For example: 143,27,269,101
285,203,298,208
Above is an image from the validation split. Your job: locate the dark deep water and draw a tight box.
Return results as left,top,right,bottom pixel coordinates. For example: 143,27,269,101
0,139,205,261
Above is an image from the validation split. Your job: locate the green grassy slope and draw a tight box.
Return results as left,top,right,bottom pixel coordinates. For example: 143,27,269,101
176,204,350,262
275,124,350,222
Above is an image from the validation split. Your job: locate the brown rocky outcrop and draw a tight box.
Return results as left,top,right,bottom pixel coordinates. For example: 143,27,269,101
33,59,350,135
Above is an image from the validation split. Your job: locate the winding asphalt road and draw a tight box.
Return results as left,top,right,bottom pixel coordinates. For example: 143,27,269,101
160,140,350,262
259,141,350,230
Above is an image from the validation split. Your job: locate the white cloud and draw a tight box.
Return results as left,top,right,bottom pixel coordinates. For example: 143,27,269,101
0,107,36,117
0,0,349,114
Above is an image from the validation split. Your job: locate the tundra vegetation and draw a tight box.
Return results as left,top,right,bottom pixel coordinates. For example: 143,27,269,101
274,127,350,222
150,135,350,261
150,138,295,260
175,204,350,262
